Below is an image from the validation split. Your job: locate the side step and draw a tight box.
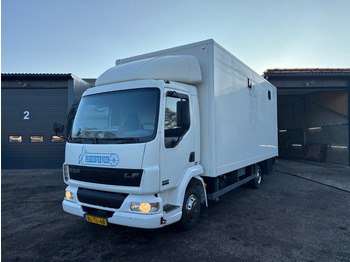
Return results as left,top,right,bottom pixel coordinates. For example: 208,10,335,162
163,204,181,214
206,173,257,200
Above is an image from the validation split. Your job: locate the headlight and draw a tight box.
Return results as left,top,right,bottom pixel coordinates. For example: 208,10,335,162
63,164,69,182
65,190,74,201
130,202,159,213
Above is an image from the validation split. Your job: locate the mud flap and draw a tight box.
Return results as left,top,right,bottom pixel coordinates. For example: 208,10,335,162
195,184,208,217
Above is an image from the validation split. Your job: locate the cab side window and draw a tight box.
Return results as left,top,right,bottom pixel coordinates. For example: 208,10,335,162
164,92,190,148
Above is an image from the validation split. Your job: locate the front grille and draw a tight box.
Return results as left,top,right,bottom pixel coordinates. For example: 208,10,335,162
77,188,127,209
69,165,142,187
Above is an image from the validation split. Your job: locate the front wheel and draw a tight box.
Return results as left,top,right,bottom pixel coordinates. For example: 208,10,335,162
180,186,201,230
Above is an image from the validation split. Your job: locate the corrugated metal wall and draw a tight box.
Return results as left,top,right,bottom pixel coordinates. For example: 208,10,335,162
2,88,68,168
277,91,349,165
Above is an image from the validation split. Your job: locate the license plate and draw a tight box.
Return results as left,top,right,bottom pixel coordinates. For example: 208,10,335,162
84,214,108,226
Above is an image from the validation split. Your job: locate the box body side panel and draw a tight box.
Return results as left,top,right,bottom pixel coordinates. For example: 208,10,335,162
212,44,278,176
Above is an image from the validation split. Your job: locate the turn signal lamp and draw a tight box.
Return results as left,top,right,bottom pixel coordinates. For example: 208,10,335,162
130,202,159,213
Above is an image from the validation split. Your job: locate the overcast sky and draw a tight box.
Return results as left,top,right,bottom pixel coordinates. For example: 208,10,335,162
2,0,350,78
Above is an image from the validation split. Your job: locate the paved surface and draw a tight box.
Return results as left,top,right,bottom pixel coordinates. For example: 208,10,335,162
2,160,350,262
275,159,350,193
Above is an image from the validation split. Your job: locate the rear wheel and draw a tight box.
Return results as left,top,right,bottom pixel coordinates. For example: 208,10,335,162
180,185,201,230
248,164,262,189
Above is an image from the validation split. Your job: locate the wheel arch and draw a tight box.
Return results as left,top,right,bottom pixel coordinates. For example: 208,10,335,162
167,165,207,208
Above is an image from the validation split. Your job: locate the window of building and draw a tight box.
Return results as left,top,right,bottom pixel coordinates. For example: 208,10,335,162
30,136,44,142
51,136,65,143
9,136,22,143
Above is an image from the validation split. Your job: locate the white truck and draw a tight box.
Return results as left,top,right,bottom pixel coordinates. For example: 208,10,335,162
55,39,278,230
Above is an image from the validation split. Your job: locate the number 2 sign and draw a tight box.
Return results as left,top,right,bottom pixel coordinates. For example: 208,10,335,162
23,111,30,120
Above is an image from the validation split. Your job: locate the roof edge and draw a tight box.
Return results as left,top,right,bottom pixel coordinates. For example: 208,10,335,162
264,68,350,75
1,73,75,80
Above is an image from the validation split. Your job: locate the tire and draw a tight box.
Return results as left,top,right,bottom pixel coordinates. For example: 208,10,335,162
248,164,262,189
180,185,201,230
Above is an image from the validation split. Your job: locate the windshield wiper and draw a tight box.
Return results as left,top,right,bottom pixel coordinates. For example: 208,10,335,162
70,137,140,144
70,137,99,144
99,137,140,143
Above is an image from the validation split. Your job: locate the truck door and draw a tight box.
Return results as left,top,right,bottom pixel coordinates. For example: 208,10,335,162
160,90,195,190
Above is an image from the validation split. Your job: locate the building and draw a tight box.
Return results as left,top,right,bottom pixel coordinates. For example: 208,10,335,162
3,69,349,168
264,69,350,166
1,74,91,169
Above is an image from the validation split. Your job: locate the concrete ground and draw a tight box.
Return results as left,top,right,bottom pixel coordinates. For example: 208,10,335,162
275,159,350,193
2,159,350,262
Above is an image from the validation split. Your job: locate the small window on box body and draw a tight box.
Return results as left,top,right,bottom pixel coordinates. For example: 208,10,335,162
247,78,253,89
268,90,271,100
9,136,22,143
30,136,44,142
52,136,64,143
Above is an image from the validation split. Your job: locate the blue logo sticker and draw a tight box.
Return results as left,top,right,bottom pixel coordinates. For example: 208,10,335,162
78,146,119,167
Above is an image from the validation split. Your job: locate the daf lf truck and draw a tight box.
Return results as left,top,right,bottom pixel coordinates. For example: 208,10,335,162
55,39,278,230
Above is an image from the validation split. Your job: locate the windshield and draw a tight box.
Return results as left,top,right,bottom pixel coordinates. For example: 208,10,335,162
71,88,160,143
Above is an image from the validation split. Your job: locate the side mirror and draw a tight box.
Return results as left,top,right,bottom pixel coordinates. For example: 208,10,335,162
53,122,65,136
176,101,190,128
66,103,79,140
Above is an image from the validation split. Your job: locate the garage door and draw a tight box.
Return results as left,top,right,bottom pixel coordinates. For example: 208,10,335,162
2,88,68,169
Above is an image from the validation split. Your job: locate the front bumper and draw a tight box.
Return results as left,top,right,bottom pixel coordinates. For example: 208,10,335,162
62,196,182,229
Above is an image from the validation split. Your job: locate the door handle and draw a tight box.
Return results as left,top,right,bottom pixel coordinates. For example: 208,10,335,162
189,152,195,162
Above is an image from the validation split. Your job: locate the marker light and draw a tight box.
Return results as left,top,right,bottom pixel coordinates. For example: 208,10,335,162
63,164,69,182
130,202,159,213
65,190,74,201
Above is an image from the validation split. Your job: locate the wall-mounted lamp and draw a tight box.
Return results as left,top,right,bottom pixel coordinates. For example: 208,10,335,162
307,127,322,130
